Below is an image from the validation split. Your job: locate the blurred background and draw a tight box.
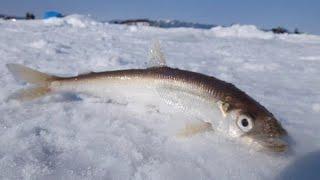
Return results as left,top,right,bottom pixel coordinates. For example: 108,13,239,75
0,0,319,34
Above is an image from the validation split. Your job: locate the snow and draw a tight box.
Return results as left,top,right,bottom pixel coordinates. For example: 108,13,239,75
211,24,275,39
1,15,320,179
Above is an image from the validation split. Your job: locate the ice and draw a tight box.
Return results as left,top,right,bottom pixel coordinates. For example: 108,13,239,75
0,15,320,179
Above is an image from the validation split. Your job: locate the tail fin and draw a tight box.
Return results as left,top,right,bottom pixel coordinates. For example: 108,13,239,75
7,64,56,101
9,86,50,101
6,64,54,86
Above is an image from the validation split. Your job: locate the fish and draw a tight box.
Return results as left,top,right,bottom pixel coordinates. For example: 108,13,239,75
6,62,288,152
5,45,288,152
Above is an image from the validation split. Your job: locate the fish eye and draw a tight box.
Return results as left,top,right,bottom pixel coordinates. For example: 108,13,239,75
237,115,253,132
241,119,249,127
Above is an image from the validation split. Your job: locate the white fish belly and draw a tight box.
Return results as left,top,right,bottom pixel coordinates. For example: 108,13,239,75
50,77,224,123
51,77,158,102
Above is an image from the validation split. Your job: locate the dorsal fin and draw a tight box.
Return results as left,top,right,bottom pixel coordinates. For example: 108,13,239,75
149,40,167,67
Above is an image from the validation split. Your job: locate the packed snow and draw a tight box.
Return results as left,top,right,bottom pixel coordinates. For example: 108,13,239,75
0,15,320,179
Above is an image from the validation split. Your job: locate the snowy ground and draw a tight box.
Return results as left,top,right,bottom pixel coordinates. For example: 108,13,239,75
0,15,320,179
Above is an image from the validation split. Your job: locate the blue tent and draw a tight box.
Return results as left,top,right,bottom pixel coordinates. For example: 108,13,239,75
43,11,63,19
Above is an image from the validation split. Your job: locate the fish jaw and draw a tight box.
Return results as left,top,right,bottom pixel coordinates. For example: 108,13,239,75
241,135,288,152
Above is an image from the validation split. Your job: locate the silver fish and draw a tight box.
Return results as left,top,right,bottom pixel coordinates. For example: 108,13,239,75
6,62,288,152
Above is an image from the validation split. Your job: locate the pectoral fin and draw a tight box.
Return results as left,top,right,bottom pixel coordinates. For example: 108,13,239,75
177,121,213,137
218,101,230,118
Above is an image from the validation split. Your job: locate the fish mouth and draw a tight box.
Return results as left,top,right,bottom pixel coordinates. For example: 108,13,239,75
243,136,289,152
256,137,288,152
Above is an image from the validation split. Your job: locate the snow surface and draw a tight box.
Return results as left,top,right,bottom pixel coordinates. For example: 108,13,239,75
1,15,320,179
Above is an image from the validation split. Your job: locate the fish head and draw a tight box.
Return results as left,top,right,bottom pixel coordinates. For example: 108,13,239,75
223,104,288,152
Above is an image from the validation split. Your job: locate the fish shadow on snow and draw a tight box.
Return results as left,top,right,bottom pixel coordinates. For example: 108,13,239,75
39,93,83,103
276,150,320,180
59,93,83,101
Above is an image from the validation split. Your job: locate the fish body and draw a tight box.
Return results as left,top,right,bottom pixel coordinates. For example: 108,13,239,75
52,67,227,104
7,64,288,152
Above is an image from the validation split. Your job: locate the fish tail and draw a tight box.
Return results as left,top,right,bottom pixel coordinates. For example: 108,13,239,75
6,63,57,101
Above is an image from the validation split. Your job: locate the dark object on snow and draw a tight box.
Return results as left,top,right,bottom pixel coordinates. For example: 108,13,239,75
110,19,152,26
294,28,302,34
43,11,63,19
271,27,289,34
264,26,304,35
26,12,35,20
0,12,35,20
109,19,216,29
0,14,14,20
153,19,216,29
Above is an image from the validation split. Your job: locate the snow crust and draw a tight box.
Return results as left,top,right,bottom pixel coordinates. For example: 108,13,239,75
211,24,274,39
1,15,320,179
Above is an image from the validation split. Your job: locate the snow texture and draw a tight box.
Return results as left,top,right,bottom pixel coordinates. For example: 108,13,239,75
0,15,320,179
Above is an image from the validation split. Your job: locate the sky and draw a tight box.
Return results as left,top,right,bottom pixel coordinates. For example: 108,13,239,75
0,0,319,34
